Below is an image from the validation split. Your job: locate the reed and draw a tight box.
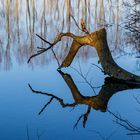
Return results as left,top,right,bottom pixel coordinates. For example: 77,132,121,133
0,0,138,69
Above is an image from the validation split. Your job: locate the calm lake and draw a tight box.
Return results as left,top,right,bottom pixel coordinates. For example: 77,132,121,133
0,0,140,140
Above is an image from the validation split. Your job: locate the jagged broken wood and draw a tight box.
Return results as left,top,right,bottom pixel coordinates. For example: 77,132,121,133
28,28,140,82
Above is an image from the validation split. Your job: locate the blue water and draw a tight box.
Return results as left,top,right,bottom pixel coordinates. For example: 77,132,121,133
1,0,140,139
0,55,140,140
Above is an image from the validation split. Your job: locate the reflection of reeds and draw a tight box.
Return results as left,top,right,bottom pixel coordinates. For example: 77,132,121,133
87,0,90,31
66,0,71,32
6,0,10,40
26,0,31,33
0,42,3,67
77,0,81,24
4,41,12,70
55,0,60,21
98,0,105,27
50,0,53,16
1,0,137,70
82,0,87,23
32,0,35,33
94,0,98,29
26,0,36,53
5,0,12,70
61,1,65,32
15,0,20,43
40,0,47,46
115,0,120,49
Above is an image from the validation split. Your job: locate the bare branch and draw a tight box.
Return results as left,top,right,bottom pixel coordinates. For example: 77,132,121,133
70,15,89,34
36,34,52,45
38,97,54,115
73,106,91,129
89,130,116,140
70,66,96,95
27,28,140,83
28,84,77,109
27,32,77,63
108,110,140,135
80,18,89,34
92,63,105,74
27,45,52,63
70,14,83,32
51,48,60,67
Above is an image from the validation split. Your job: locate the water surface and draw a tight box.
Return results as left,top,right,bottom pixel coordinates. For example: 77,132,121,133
0,0,140,140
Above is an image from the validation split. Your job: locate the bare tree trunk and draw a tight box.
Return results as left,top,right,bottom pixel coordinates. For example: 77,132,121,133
60,28,140,82
28,28,140,82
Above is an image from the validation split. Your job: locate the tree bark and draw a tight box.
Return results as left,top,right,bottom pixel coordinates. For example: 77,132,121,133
60,28,140,82
29,28,140,82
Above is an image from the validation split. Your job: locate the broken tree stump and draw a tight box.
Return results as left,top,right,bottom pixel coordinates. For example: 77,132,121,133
59,28,140,82
28,28,140,82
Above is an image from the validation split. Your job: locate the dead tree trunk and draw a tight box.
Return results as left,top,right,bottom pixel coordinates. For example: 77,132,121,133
60,28,140,82
28,28,140,82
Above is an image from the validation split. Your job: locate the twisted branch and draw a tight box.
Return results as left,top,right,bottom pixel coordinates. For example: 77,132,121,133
27,33,77,63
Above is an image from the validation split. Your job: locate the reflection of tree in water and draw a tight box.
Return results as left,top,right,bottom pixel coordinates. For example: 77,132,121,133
1,0,138,69
108,110,140,136
4,42,12,70
29,70,140,135
0,38,3,68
